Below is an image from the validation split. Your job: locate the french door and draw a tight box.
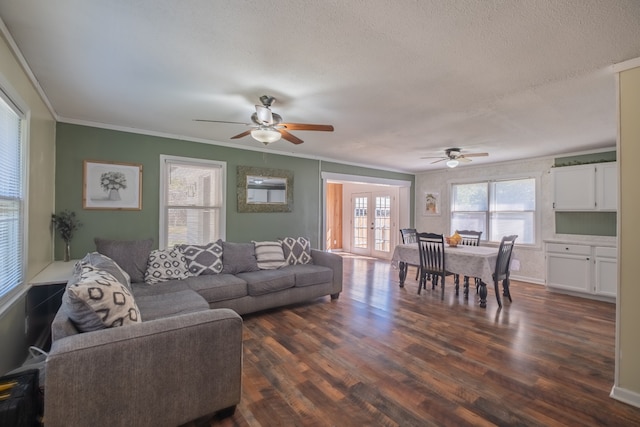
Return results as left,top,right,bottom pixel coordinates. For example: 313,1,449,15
351,191,394,259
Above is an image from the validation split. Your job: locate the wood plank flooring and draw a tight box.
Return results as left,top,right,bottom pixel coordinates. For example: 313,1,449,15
201,253,640,426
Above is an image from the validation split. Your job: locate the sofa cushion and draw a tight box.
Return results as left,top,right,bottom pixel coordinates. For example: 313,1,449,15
145,248,191,284
95,237,153,283
280,237,312,265
284,264,334,287
64,264,142,332
78,252,131,290
184,274,248,303
236,269,295,296
221,242,259,274
133,288,209,321
177,240,224,275
253,240,286,270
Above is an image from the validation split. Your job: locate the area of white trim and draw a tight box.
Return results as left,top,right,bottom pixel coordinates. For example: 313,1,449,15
612,56,640,73
60,116,413,175
321,172,412,188
158,155,227,248
610,385,640,409
0,17,58,120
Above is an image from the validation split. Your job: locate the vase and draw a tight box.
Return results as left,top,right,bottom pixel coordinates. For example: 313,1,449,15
64,242,71,262
108,189,121,201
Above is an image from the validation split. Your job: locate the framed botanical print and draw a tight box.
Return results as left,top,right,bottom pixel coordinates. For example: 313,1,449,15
83,160,142,210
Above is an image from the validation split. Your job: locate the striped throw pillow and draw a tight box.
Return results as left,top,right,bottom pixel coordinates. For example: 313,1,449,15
253,241,286,270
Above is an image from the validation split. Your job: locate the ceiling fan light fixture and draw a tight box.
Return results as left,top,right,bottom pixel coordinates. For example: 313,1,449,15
251,127,281,144
446,159,459,168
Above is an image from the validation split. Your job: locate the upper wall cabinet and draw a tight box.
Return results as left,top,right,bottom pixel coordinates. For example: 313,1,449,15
553,162,618,211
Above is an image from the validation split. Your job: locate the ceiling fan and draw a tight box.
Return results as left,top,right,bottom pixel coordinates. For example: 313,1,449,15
421,147,489,168
195,95,334,145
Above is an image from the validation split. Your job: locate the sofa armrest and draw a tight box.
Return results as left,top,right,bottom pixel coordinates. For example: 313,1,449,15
311,249,343,295
45,308,242,427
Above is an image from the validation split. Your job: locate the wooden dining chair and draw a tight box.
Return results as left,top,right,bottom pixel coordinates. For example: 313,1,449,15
400,228,421,281
491,234,518,308
416,232,452,299
454,230,482,295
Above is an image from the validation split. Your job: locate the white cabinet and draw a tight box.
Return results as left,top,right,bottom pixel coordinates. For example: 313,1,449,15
546,243,592,293
594,246,617,297
545,242,617,301
596,162,618,211
553,162,617,211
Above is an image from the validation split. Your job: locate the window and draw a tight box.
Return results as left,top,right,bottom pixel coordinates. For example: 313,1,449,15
0,91,25,303
160,156,226,248
451,178,536,244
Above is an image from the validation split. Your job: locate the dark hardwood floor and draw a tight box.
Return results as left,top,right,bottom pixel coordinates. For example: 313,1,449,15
205,253,640,426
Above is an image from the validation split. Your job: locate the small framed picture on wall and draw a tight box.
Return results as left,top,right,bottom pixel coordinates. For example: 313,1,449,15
83,160,143,210
422,191,440,216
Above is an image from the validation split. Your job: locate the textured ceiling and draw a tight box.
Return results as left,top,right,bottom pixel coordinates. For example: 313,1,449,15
2,1,640,173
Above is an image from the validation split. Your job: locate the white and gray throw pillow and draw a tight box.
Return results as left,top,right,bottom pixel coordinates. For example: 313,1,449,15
280,237,312,265
145,248,191,284
177,240,224,275
253,241,286,270
64,264,142,332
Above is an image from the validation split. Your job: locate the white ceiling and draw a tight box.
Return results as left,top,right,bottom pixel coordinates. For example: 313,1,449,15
2,1,640,173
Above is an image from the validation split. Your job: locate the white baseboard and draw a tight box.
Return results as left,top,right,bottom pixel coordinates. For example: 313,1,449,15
610,385,640,408
510,274,544,285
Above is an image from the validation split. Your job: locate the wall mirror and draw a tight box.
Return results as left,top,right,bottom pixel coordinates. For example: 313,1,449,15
237,166,293,212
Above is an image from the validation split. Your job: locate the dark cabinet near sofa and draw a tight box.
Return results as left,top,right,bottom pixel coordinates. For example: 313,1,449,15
27,261,76,350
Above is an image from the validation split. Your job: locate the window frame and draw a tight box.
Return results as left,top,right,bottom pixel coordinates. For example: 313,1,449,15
0,80,29,309
159,155,226,249
448,173,540,247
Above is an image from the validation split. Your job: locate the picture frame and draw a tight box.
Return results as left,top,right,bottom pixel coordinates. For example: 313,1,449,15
422,191,440,216
83,160,143,210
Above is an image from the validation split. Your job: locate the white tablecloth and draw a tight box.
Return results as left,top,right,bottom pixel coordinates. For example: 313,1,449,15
391,243,499,285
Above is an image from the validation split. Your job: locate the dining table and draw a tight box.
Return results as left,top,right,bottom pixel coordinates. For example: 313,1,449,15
391,243,504,308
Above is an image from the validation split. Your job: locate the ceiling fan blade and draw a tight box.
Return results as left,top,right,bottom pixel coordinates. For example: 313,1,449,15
430,158,448,164
194,119,251,125
280,123,334,132
421,156,446,159
255,105,273,124
230,130,252,139
458,157,473,163
280,129,304,144
461,152,489,158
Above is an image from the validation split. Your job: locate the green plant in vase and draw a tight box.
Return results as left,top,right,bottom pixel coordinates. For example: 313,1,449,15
51,210,82,261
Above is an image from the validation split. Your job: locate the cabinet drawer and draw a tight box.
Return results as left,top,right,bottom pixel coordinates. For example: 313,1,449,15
595,246,617,258
546,243,591,256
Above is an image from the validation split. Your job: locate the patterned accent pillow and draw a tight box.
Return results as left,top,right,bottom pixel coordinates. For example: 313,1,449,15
145,248,191,284
177,239,223,275
280,237,312,265
64,264,142,332
253,241,286,270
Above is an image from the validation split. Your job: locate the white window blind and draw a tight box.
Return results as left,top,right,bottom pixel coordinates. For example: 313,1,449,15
0,93,24,301
451,178,536,244
160,156,226,248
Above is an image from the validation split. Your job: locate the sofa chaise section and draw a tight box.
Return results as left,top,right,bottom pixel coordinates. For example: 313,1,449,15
45,308,242,427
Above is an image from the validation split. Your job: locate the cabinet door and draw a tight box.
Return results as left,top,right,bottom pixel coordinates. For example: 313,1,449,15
546,253,591,293
595,256,617,297
596,162,618,211
553,165,596,211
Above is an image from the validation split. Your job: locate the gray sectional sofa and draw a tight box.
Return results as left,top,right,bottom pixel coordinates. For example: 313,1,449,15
45,238,343,427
